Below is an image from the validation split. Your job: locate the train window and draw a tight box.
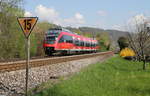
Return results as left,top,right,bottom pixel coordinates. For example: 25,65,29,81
59,36,64,43
45,36,56,44
82,41,85,46
47,30,61,36
59,35,73,43
86,42,89,47
80,41,84,46
78,41,81,46
93,43,95,47
86,42,88,47
91,43,93,47
92,44,94,47
89,42,91,47
46,36,55,41
78,40,81,46
66,40,73,43
83,41,86,46
94,43,96,47
88,42,90,47
75,40,80,46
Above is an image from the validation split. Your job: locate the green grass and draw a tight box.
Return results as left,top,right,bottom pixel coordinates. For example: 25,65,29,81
33,56,150,96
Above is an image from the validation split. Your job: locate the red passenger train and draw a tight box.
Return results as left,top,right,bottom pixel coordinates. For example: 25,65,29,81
43,28,99,56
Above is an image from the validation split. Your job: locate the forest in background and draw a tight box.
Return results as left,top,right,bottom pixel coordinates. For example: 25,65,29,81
0,0,128,60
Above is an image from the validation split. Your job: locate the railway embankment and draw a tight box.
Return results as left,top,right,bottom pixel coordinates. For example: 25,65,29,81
0,52,113,96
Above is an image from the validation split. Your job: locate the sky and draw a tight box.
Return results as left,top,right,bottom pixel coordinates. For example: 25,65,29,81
23,0,150,31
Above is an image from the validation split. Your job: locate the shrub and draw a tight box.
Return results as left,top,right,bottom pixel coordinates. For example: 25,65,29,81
120,48,135,57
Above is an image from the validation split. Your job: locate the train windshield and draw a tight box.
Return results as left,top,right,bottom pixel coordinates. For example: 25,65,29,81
45,29,61,44
46,29,61,36
45,36,56,44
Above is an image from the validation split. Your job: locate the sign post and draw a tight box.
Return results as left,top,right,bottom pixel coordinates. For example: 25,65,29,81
17,17,38,96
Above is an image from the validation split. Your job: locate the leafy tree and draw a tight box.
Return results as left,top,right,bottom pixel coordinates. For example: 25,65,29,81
117,36,129,51
96,32,111,51
0,0,24,59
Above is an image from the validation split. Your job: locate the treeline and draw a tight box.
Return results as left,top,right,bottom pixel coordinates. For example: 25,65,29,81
0,0,25,59
0,0,57,60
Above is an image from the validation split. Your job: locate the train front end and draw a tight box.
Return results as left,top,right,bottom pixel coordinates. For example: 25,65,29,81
43,28,60,56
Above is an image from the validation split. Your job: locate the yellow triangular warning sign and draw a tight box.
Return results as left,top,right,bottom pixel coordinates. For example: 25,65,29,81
17,17,38,38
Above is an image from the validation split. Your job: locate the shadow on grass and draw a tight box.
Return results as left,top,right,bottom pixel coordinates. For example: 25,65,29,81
35,87,68,96
128,87,150,95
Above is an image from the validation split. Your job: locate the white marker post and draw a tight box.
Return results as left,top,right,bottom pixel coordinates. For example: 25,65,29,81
17,17,38,96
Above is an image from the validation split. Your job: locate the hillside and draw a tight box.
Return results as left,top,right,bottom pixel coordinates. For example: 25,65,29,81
106,29,128,43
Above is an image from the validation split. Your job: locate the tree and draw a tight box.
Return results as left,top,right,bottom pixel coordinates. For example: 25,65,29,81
127,15,150,70
0,0,24,59
96,32,111,51
117,36,129,51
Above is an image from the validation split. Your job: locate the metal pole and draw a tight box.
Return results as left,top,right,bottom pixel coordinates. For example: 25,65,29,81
25,37,30,96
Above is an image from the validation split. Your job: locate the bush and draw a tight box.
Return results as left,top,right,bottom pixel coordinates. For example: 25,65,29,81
120,48,135,57
118,36,129,51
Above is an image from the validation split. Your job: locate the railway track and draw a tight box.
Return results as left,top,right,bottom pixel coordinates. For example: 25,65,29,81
0,51,113,72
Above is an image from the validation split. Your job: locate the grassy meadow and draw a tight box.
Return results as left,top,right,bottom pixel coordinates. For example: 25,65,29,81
33,56,150,96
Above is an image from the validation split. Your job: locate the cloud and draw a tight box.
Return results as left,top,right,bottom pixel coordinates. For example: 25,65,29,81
24,11,32,17
23,5,86,27
35,5,59,24
63,13,85,27
97,10,107,16
75,13,84,20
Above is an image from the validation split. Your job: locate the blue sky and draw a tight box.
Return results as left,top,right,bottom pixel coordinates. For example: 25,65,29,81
23,0,150,30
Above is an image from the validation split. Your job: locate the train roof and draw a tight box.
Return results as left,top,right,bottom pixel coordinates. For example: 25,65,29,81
48,27,97,42
48,27,75,34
